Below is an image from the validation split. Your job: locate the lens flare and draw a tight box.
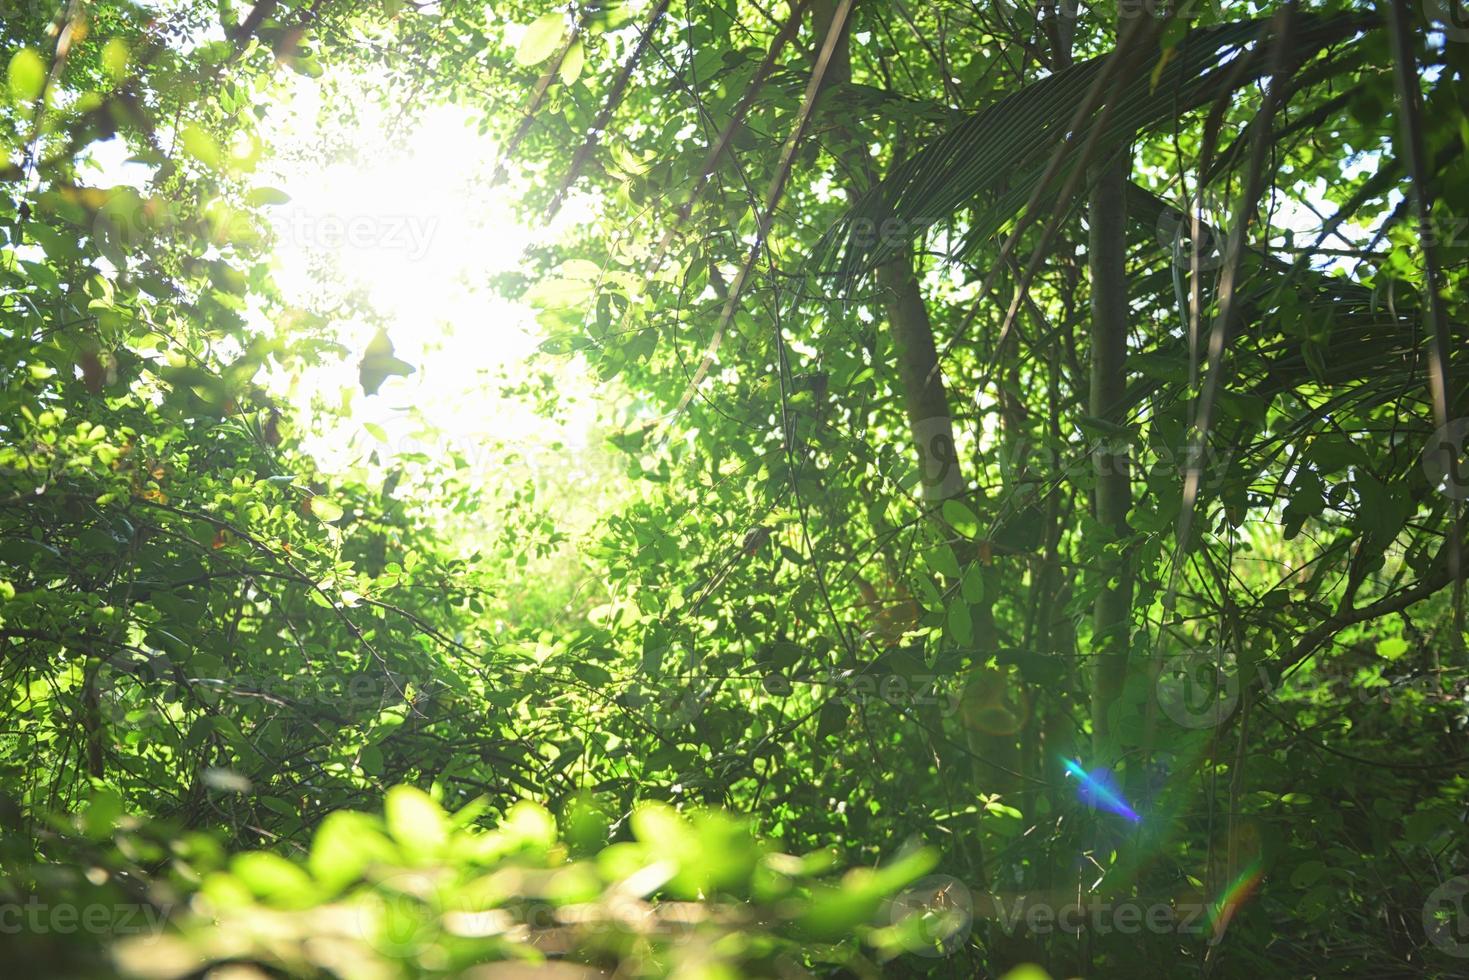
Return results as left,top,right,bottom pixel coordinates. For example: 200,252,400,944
1061,757,1141,823
1206,859,1264,942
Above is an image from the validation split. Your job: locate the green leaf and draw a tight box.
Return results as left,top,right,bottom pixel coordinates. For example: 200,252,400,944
817,699,849,738
999,967,1053,980
101,39,130,82
571,661,613,686
1375,637,1409,661
309,811,391,892
179,124,221,169
922,543,962,581
1353,476,1410,552
560,39,585,84
946,600,973,646
7,49,45,104
246,187,291,206
941,499,980,537
503,800,557,850
1289,861,1327,889
559,258,601,280
516,14,566,67
82,787,123,841
358,328,415,395
1405,809,1450,844
366,704,408,743
384,785,448,858
960,563,985,604
232,852,315,905
526,276,595,310
309,496,345,523
562,795,609,855
1281,470,1324,540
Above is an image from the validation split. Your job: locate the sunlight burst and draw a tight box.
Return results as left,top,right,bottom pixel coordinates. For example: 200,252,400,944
259,77,598,478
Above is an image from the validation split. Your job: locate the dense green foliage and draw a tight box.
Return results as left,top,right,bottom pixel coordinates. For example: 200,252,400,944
3,0,1469,977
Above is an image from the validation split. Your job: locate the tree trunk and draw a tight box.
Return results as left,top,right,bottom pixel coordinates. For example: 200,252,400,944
877,257,964,502
1087,149,1133,756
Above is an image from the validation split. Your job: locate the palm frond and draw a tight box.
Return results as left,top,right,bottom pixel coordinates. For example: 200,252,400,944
821,13,1371,283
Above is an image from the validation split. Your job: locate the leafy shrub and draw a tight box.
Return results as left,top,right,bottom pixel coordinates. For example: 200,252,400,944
3,784,1042,978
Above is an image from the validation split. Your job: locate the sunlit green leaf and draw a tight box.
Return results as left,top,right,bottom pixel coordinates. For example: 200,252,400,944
7,48,45,103
384,785,448,858
516,13,565,67
559,39,585,84
309,496,344,522
179,123,222,168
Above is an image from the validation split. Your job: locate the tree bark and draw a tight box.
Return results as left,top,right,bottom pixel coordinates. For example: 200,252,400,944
877,257,963,502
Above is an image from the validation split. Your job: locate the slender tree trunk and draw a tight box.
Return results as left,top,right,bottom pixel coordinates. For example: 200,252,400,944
813,1,962,507
1088,146,1133,755
876,257,964,502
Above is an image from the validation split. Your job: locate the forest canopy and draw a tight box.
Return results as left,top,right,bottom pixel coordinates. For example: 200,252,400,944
2,0,1468,977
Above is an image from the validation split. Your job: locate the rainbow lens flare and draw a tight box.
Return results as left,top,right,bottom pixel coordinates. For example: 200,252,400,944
1206,859,1264,942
